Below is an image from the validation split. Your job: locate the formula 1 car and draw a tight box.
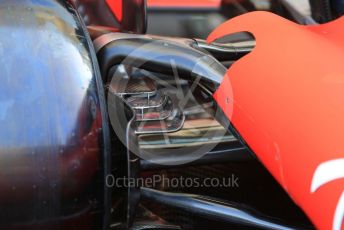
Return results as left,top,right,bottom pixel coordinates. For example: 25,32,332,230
0,0,343,230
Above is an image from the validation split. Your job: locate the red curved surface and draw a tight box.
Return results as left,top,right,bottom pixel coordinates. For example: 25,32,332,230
147,0,221,8
208,11,344,230
106,0,122,22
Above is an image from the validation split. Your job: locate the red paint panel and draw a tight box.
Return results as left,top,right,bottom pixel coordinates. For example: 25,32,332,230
208,12,344,230
106,0,123,22
147,0,221,8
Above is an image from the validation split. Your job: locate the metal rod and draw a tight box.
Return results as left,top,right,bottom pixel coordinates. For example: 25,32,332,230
141,187,304,230
140,144,253,171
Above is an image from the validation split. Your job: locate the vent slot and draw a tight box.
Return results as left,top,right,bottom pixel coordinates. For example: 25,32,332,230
109,72,185,134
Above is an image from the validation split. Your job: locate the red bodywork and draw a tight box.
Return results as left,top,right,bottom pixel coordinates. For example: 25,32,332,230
208,11,344,230
147,0,221,8
106,0,122,21
95,1,344,228
146,0,247,8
